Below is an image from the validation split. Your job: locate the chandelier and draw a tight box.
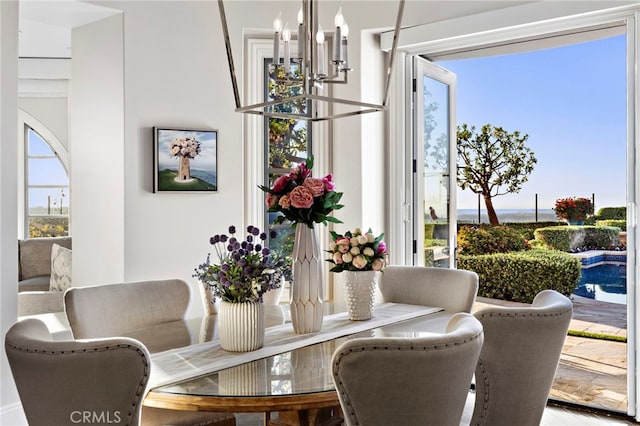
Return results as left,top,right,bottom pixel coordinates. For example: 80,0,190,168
218,0,405,122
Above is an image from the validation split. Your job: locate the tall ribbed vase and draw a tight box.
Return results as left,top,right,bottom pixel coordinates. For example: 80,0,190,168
218,301,265,352
290,223,324,334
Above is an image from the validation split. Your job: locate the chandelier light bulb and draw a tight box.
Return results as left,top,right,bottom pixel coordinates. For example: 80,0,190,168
297,7,304,25
273,12,282,66
316,26,325,44
334,7,344,27
273,13,282,32
342,23,349,38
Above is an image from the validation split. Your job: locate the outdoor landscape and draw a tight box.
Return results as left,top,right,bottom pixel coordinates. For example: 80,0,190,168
436,33,628,413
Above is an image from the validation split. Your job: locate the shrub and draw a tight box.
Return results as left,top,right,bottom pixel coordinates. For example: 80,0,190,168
457,225,527,255
596,219,625,230
424,223,435,239
458,249,581,303
534,226,620,251
553,197,593,221
585,206,626,225
596,207,626,220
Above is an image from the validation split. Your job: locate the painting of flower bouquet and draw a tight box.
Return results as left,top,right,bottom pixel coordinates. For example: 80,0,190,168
153,127,218,192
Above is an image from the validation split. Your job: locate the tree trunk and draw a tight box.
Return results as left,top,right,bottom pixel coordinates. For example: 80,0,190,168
484,194,500,226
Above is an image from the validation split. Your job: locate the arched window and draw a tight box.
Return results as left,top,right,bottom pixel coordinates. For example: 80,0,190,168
23,124,69,238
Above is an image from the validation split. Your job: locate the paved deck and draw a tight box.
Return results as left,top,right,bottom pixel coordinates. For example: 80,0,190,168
474,295,628,414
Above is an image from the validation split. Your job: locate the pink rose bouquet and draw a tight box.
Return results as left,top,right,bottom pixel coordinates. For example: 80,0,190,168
326,228,387,272
259,156,344,228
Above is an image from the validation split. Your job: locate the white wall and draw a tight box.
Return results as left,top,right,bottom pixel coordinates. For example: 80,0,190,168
0,2,26,424
18,97,68,150
70,13,125,286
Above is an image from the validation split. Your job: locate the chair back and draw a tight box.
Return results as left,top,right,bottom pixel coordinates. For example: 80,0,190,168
332,313,483,426
471,289,573,426
379,266,478,312
5,318,150,426
65,279,190,338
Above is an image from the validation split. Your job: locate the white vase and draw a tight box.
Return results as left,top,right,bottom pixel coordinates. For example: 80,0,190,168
263,277,285,305
201,285,219,315
342,270,381,320
290,223,324,334
218,301,265,352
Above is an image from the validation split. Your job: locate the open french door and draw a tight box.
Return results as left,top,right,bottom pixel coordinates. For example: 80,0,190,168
411,56,457,268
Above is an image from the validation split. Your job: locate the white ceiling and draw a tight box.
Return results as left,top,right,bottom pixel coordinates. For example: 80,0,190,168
19,0,120,58
16,0,542,58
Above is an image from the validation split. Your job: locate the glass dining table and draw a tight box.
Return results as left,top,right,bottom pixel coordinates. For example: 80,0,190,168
134,302,453,426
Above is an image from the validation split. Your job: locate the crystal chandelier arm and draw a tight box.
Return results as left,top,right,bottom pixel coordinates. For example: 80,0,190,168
383,0,405,108
218,0,242,109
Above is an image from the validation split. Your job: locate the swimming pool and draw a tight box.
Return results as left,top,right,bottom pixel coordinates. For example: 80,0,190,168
573,262,626,305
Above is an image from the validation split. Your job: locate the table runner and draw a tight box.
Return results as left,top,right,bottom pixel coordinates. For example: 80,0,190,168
149,302,442,389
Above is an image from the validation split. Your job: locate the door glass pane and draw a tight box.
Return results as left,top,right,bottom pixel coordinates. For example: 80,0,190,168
422,76,451,267
263,59,311,281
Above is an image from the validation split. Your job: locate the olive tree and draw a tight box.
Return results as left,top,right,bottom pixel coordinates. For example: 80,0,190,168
457,123,537,226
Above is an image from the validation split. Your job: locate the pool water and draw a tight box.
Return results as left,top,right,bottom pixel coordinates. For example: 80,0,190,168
573,263,627,305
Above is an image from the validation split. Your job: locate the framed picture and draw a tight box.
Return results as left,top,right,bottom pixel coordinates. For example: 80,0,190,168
153,127,218,192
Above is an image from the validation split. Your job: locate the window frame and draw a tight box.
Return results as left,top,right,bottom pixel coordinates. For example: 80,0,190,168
19,110,70,239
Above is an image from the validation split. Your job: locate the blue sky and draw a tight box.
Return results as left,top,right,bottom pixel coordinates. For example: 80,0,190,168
438,34,626,212
157,129,217,171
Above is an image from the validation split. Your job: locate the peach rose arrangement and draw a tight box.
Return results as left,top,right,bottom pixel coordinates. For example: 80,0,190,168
326,228,387,272
259,156,344,228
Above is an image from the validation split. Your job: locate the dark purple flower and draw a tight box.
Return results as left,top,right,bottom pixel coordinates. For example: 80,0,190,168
260,232,267,241
255,244,262,252
262,248,270,256
247,235,253,243
221,264,230,272
220,235,228,243
241,241,248,249
251,227,260,236
228,225,236,234
247,243,254,251
270,230,277,239
247,225,254,234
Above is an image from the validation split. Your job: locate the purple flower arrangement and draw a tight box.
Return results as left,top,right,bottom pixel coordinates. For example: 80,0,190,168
194,225,285,303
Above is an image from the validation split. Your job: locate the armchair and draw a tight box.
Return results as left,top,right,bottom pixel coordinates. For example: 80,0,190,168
5,318,149,426
471,289,573,426
331,313,483,426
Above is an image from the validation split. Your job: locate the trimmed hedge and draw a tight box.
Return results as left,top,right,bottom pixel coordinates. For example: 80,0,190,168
458,221,564,241
585,206,626,225
458,249,581,303
533,225,620,251
596,219,625,230
458,225,527,255
596,206,626,220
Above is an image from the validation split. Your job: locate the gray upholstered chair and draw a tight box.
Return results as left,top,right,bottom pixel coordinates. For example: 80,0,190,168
64,279,236,426
471,289,573,426
331,313,484,426
5,318,150,426
379,266,479,313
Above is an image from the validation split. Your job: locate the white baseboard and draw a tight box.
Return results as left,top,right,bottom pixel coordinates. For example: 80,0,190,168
0,401,27,426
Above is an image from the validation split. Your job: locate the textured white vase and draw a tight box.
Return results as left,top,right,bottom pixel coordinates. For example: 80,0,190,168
218,301,265,352
342,270,380,320
290,223,324,334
